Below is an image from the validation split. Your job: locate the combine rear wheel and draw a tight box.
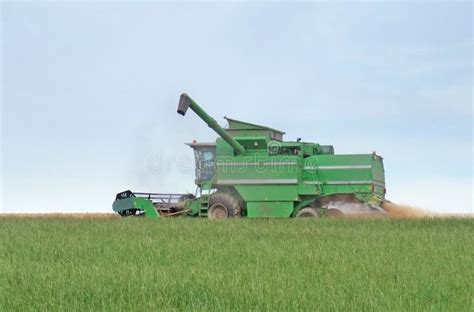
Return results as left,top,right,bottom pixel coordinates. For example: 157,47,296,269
311,194,386,217
208,192,241,220
296,207,319,218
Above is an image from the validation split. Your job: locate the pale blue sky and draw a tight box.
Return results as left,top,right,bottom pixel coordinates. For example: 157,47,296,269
1,1,472,213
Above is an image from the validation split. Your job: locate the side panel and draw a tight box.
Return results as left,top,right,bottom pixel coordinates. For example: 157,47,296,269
112,197,135,213
247,201,293,218
234,185,298,201
216,149,300,202
112,197,159,219
371,155,386,197
302,154,385,203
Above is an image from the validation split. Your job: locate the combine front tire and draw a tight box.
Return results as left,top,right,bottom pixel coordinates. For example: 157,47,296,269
296,207,319,218
208,192,241,220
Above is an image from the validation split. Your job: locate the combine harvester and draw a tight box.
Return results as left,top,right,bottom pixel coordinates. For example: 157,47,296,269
113,94,387,219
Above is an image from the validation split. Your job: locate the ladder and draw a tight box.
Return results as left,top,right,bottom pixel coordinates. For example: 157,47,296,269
199,183,212,217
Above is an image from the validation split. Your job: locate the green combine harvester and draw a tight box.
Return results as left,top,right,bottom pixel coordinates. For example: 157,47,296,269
113,93,387,219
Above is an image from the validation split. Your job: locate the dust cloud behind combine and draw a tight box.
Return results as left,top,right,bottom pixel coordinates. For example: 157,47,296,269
378,201,472,219
381,202,432,218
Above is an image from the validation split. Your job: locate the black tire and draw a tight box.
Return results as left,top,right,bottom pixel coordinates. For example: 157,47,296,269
208,192,241,219
296,207,319,218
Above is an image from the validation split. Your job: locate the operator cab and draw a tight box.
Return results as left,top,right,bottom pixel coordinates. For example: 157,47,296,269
186,142,216,183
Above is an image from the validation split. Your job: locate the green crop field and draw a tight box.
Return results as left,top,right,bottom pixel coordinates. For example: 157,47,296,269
0,217,472,311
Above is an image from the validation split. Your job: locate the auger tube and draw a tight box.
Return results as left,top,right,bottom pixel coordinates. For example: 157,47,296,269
177,93,246,155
